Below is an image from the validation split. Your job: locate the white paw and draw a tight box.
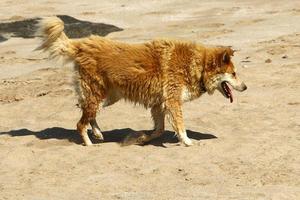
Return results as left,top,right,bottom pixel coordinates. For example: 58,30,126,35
181,137,193,147
92,128,104,140
84,140,93,146
83,135,93,146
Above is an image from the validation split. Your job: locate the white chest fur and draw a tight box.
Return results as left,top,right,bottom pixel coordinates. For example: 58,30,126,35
181,87,193,102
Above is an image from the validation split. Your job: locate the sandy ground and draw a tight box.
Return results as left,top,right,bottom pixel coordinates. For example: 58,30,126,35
0,0,299,199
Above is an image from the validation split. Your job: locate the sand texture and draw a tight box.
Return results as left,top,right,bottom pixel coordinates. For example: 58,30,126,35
0,0,299,199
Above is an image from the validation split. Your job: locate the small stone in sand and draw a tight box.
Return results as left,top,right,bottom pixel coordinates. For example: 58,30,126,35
241,56,251,63
282,55,288,59
265,58,272,63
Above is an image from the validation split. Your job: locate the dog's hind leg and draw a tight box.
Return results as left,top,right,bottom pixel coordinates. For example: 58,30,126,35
77,80,104,146
77,103,98,146
90,119,103,140
90,89,121,140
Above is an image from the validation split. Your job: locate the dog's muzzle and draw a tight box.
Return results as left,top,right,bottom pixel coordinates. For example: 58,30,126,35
235,82,247,92
218,79,247,103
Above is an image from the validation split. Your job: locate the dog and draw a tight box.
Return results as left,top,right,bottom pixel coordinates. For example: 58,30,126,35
36,17,247,146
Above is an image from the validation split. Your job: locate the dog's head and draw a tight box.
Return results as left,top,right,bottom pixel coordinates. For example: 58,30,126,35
203,47,247,103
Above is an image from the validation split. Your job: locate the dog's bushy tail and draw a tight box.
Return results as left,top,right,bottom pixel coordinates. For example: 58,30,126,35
35,16,76,61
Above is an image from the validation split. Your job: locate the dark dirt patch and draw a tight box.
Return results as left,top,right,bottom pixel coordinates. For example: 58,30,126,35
0,15,123,42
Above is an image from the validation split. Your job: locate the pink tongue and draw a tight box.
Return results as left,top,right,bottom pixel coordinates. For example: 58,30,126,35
229,89,233,103
224,83,233,103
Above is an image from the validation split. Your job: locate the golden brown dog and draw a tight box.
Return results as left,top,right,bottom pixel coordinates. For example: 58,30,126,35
37,17,247,146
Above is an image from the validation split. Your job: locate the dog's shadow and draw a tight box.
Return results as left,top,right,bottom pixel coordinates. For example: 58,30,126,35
0,127,217,147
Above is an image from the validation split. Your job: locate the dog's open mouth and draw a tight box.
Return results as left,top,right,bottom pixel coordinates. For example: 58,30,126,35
221,81,233,103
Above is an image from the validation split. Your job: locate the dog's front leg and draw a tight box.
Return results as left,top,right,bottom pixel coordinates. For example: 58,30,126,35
122,105,165,145
165,101,193,146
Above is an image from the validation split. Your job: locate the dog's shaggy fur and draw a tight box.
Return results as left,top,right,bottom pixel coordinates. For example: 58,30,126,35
37,17,247,146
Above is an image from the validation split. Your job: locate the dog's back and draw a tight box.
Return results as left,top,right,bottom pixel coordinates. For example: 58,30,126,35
36,17,197,107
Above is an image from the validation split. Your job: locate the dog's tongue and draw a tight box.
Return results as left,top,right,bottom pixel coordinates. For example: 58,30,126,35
224,83,233,103
229,88,233,103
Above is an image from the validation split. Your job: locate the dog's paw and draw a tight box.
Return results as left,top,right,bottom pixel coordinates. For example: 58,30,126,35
181,137,193,147
83,141,93,146
92,128,104,141
136,133,148,145
122,131,147,146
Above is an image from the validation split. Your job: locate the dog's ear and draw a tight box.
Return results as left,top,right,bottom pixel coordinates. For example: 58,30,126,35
222,51,231,64
232,49,238,54
222,48,234,64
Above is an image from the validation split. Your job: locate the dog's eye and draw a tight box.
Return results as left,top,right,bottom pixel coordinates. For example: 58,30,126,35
232,72,236,77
